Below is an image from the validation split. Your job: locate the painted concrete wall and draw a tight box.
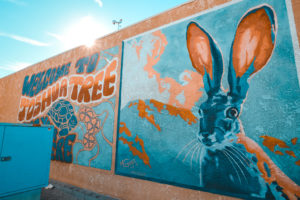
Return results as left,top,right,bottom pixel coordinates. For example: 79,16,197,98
1,0,300,199
18,47,118,168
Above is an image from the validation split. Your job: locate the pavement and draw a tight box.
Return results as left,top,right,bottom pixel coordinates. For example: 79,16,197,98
41,179,119,200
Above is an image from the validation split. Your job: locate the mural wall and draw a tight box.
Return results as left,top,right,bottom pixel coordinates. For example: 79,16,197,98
116,0,300,199
4,0,299,199
18,46,119,170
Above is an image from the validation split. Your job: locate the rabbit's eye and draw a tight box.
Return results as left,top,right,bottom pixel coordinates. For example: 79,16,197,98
226,107,239,119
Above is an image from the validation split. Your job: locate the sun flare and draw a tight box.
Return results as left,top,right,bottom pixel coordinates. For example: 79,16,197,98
62,16,109,49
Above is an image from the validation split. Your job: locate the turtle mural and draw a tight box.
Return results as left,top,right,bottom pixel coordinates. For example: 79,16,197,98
47,99,78,136
47,99,78,163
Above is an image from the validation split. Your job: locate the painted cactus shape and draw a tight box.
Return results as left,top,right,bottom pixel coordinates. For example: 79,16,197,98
187,5,300,199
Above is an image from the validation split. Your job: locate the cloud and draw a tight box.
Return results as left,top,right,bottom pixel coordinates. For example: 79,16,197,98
0,62,31,72
0,62,30,78
94,0,103,7
2,0,26,6
46,32,63,41
0,32,49,46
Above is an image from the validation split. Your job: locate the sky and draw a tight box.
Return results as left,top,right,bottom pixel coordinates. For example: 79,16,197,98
0,0,188,78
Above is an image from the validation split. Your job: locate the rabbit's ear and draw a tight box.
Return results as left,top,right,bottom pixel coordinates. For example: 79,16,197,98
228,5,277,100
187,22,223,94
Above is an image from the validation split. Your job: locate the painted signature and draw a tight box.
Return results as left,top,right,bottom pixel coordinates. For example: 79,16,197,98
120,158,137,168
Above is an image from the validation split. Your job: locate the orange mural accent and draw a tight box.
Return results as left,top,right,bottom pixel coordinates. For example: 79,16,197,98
150,99,197,125
132,41,144,60
141,30,203,110
119,122,151,168
129,100,161,131
75,105,112,166
91,71,104,101
78,76,94,103
60,79,68,97
70,59,117,103
41,87,52,112
260,135,289,152
237,133,300,200
274,150,284,156
296,160,300,166
103,59,117,96
187,23,213,79
291,137,298,145
69,76,84,101
143,30,167,94
285,150,296,158
232,8,276,77
18,79,68,122
18,58,118,122
129,99,198,131
119,122,132,137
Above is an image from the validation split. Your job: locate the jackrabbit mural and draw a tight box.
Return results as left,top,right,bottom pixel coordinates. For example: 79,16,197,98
186,5,300,199
116,1,300,199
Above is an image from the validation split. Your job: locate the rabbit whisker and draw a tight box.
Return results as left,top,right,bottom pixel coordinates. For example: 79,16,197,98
228,145,253,166
175,139,197,160
199,146,206,187
196,143,202,166
190,144,201,170
221,150,242,185
223,150,247,184
225,148,249,170
183,143,199,162
224,149,248,184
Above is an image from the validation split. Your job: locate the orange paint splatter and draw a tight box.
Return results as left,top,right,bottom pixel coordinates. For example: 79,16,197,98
119,122,151,168
134,135,150,166
150,99,197,125
129,100,161,131
295,160,300,166
275,150,284,156
285,150,296,158
143,30,167,94
260,135,289,152
119,136,151,168
291,137,298,145
238,133,300,199
133,41,143,60
143,30,204,110
119,122,132,137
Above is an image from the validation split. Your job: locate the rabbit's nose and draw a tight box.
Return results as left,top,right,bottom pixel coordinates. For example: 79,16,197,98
198,132,213,146
202,132,210,138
